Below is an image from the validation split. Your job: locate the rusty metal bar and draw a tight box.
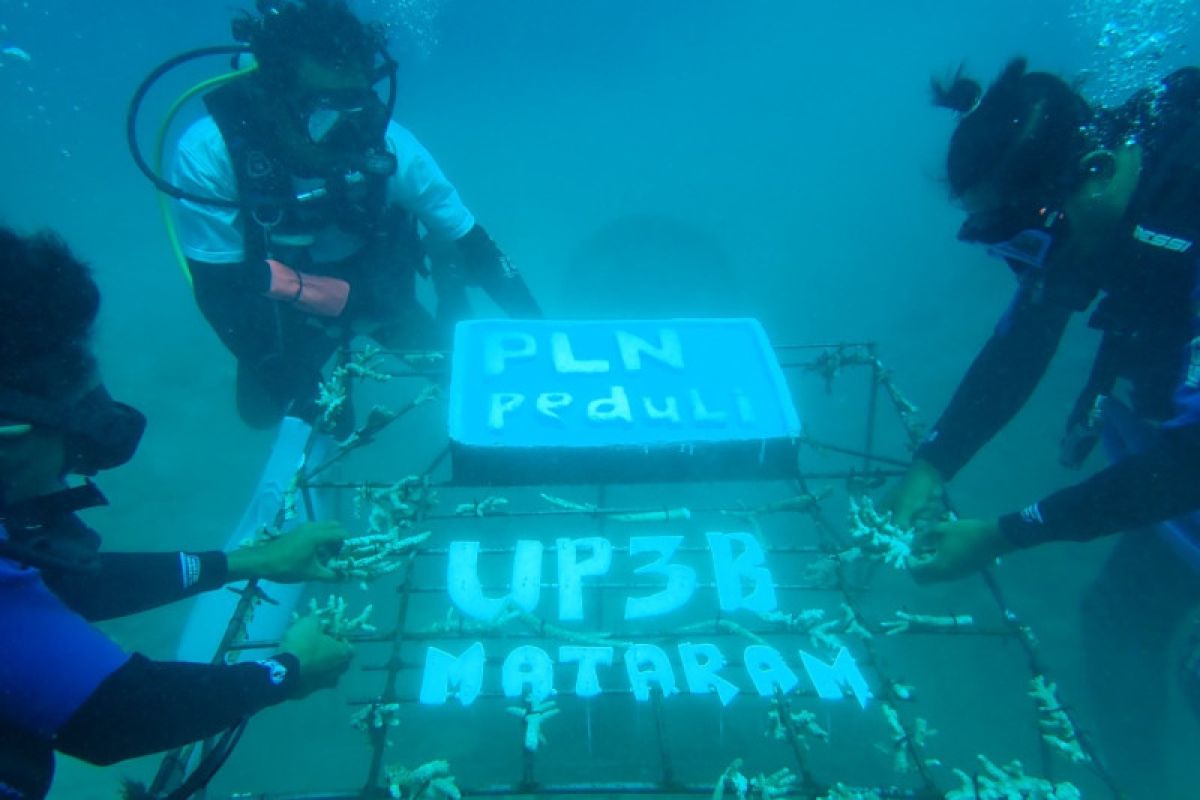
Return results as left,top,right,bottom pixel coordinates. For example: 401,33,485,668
862,342,881,472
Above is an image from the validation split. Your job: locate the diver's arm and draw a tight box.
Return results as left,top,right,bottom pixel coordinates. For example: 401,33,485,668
174,122,348,317
456,224,543,318
40,551,228,622
190,257,350,318
999,283,1200,545
54,653,300,765
1,560,296,765
915,279,1074,480
384,124,542,317
998,422,1200,545
386,122,475,243
44,522,348,621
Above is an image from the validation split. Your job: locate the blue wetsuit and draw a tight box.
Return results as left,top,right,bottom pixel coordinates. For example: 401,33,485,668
0,486,300,799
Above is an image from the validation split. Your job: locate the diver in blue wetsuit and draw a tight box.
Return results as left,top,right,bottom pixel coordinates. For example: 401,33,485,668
884,58,1200,779
0,227,356,800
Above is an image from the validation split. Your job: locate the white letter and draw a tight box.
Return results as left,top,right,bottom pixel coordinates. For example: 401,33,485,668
448,540,543,621
678,642,739,706
551,332,610,374
616,328,684,371
707,532,778,614
587,386,633,424
691,390,728,424
643,395,682,423
559,645,614,698
556,537,613,621
484,332,536,375
502,645,555,703
743,645,799,697
624,644,678,701
734,388,756,424
536,392,573,421
420,642,486,705
488,392,525,430
624,535,696,620
799,647,873,709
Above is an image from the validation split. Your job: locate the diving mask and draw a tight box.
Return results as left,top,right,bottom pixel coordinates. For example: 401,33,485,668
958,201,1065,245
959,199,1067,271
289,86,398,179
0,384,147,476
293,79,392,146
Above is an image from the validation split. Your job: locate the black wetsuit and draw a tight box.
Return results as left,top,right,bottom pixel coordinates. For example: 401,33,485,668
915,67,1200,780
0,486,300,800
917,67,1200,547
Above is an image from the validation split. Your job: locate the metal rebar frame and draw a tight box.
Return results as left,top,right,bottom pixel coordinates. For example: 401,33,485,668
160,342,1123,800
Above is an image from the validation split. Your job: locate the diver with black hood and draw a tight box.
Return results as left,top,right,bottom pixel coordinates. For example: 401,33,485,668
161,0,541,428
885,58,1200,781
0,227,357,799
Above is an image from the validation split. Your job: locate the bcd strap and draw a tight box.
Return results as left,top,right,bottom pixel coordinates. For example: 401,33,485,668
203,77,291,264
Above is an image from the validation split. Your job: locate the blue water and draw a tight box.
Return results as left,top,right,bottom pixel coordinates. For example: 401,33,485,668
2,1,1199,797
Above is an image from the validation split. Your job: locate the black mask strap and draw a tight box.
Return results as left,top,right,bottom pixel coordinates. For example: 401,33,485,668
0,482,107,573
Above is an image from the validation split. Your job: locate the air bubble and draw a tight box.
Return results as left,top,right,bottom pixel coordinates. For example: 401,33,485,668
361,0,447,58
1071,0,1198,106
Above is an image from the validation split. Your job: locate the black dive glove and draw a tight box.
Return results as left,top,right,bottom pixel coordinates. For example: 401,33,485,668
456,224,543,318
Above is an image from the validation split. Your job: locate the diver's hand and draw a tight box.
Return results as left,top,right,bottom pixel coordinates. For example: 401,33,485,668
279,614,354,696
227,521,349,583
882,459,945,527
456,224,543,318
908,518,1014,583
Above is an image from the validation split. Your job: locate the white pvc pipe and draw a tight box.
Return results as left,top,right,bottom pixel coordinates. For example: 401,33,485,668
176,416,334,663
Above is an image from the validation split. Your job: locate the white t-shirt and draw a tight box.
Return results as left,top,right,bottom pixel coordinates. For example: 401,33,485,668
170,117,476,265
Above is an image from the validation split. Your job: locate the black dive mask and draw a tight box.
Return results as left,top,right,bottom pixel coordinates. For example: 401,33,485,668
298,88,388,149
0,385,147,476
959,201,1069,271
957,201,1064,245
286,85,398,181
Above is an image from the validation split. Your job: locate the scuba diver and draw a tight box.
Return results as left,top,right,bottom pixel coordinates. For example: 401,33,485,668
160,0,541,428
887,58,1200,783
0,227,358,799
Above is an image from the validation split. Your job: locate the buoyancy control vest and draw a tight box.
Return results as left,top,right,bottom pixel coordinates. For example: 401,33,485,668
201,76,422,281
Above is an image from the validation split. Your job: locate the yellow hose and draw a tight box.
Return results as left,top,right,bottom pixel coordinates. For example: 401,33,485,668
154,66,258,286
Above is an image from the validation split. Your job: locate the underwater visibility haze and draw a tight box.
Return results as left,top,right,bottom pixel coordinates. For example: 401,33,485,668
2,1,1200,798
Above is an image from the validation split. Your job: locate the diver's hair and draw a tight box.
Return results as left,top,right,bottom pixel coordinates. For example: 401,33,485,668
0,226,99,399
934,58,1093,202
931,64,981,115
239,0,386,89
